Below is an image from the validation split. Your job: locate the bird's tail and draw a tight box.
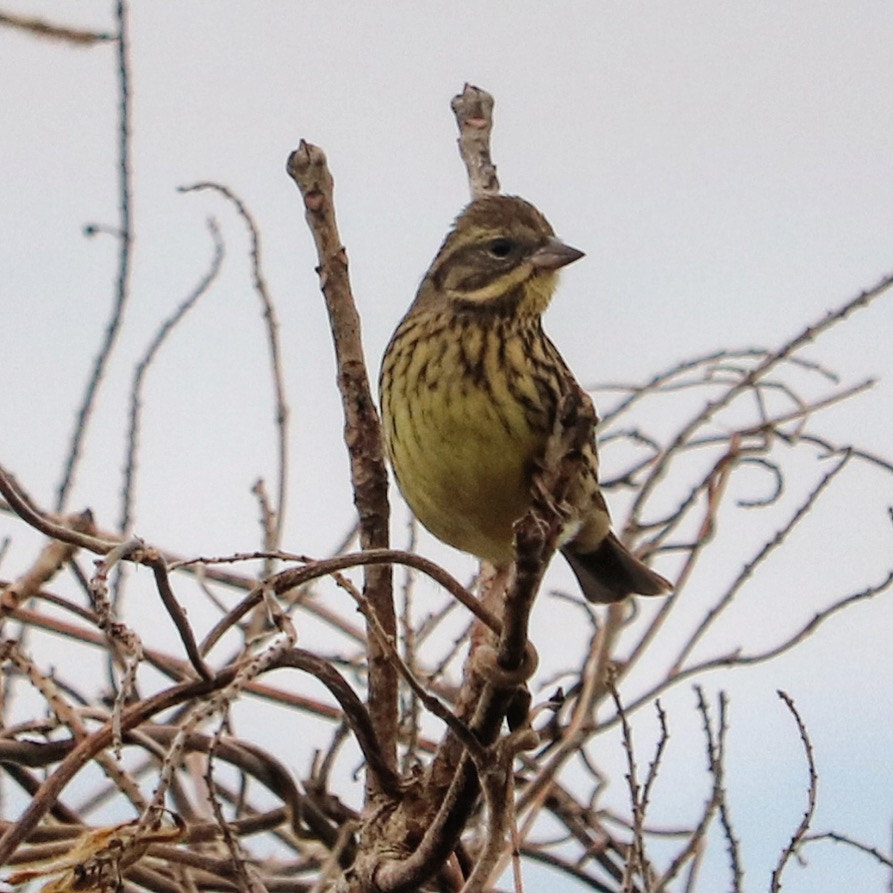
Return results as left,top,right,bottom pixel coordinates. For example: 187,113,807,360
561,532,671,604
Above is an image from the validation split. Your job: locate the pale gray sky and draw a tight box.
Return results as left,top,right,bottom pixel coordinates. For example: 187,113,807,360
2,3,893,890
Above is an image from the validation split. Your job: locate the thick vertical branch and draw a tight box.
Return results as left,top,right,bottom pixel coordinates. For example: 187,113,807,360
285,143,398,791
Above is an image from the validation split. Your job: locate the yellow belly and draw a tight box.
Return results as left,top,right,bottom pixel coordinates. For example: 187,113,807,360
393,390,542,564
382,317,549,565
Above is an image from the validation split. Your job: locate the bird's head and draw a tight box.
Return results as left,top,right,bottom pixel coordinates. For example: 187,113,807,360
421,195,584,316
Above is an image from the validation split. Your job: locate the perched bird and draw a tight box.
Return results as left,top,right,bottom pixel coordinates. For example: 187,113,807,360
379,195,670,603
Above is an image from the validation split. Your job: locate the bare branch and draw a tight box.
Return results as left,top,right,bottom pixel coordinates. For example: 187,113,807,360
1,510,95,614
180,182,290,553
286,141,398,793
695,688,741,893
121,218,225,537
671,448,852,674
0,11,114,44
451,84,500,198
629,272,893,520
55,0,134,512
198,548,497,658
771,691,818,892
799,830,893,871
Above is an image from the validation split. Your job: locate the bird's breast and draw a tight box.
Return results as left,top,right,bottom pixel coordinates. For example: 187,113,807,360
382,313,555,564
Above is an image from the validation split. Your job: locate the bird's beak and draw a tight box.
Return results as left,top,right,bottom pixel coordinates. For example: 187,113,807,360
530,237,585,271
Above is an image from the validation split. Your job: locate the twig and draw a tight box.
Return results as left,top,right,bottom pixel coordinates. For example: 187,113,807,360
458,729,538,893
121,218,224,538
519,847,617,893
0,12,113,43
180,181,290,552
799,830,893,870
1,467,120,557
696,687,741,892
205,729,257,893
198,548,496,657
88,539,146,753
630,268,893,518
0,665,241,865
771,691,818,891
271,652,398,801
398,519,422,771
451,84,500,198
670,449,852,674
143,550,212,681
55,0,133,511
335,569,485,764
609,681,662,892
1,510,95,614
640,701,670,844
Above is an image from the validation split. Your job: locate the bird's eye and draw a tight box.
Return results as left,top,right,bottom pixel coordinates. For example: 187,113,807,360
486,238,516,259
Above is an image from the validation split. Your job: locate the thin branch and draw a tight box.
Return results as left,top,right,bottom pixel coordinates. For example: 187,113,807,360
670,449,852,674
180,182,290,552
335,569,485,764
799,830,893,871
596,562,893,734
459,729,538,893
0,11,114,43
771,691,818,892
121,218,225,537
629,270,893,518
698,688,741,892
274,650,402,800
0,465,120,554
609,680,647,892
198,548,496,658
55,0,133,511
640,701,670,843
519,847,616,893
143,551,212,681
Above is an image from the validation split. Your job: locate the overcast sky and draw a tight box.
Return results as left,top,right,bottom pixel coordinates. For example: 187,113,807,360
2,3,893,890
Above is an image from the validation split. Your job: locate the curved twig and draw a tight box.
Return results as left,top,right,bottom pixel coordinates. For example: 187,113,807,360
121,218,225,538
179,182,290,552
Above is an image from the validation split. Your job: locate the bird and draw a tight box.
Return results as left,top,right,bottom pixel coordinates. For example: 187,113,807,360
379,194,671,603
